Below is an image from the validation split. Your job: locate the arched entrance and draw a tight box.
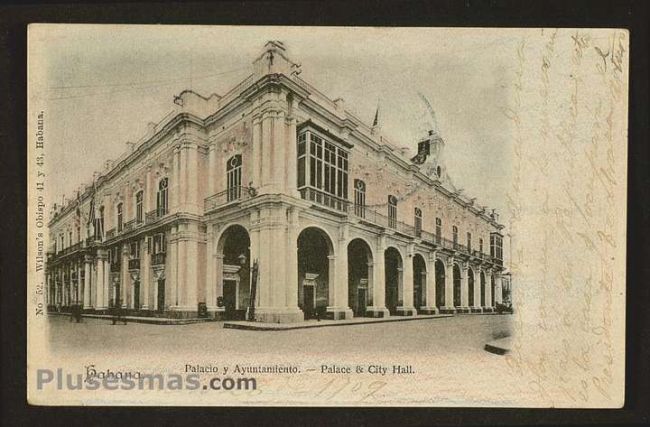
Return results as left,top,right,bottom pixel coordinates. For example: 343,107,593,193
413,254,427,311
385,247,403,315
480,271,486,307
348,238,373,317
217,225,251,320
298,227,333,320
468,267,475,307
453,263,461,307
435,259,445,308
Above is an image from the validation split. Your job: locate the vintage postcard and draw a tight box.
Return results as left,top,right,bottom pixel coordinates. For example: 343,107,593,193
27,25,628,407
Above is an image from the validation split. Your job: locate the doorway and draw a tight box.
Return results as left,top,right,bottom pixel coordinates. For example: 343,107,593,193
223,279,238,320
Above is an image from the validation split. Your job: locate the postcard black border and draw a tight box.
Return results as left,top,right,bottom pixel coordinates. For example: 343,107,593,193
0,1,648,426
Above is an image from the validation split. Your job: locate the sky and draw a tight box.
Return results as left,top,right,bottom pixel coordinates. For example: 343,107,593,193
33,25,520,221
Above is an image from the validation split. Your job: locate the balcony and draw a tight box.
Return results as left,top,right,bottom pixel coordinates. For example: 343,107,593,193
106,228,116,239
123,219,135,232
204,186,254,213
128,258,140,270
145,208,169,225
299,187,349,213
151,252,166,266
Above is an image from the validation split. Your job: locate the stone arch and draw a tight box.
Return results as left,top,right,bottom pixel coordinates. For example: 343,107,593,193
412,253,427,311
435,259,445,308
480,270,486,307
348,238,374,317
384,246,404,315
453,262,462,307
297,226,335,319
215,224,251,320
468,266,475,307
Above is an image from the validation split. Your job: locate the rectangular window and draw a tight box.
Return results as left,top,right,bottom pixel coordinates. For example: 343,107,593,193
153,233,166,254
490,234,495,257
467,232,472,252
353,179,366,218
117,203,123,232
479,238,483,254
452,226,458,249
129,241,140,259
226,155,242,202
136,191,143,223
435,218,442,244
414,208,422,238
388,195,397,229
490,233,503,260
490,234,503,259
157,178,168,217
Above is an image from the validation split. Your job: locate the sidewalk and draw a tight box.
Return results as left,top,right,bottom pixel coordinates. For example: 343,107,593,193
223,313,454,331
48,312,212,325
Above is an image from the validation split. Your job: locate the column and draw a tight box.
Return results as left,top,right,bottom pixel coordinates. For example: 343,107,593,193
179,145,188,212
495,273,503,304
285,112,299,197
207,143,216,196
76,262,81,305
121,246,129,308
271,111,285,193
205,227,216,313
187,143,199,214
397,251,416,316
103,256,110,309
251,115,262,189
95,251,106,309
366,260,374,309
83,256,92,309
420,252,438,314
172,146,180,211
170,227,180,309
327,230,353,320
182,235,200,312
213,254,225,315
145,165,152,216
485,268,493,311
260,113,273,192
472,267,482,312
366,237,389,318
460,263,469,313
141,237,150,309
442,257,456,313
252,208,303,323
285,208,300,311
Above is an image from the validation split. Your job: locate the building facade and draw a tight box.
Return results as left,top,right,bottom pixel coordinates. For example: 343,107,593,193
46,41,508,323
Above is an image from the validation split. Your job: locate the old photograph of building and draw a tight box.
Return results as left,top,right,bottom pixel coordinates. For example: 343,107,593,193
44,37,512,325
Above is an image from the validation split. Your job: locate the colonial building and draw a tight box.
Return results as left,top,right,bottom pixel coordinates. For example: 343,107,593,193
46,41,508,323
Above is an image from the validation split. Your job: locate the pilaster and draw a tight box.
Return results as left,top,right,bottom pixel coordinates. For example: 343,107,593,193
83,255,92,309
440,256,456,314
397,246,417,316
419,251,438,314
365,235,389,318
459,262,470,313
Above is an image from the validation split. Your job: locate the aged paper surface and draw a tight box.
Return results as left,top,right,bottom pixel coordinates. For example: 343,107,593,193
27,25,628,407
